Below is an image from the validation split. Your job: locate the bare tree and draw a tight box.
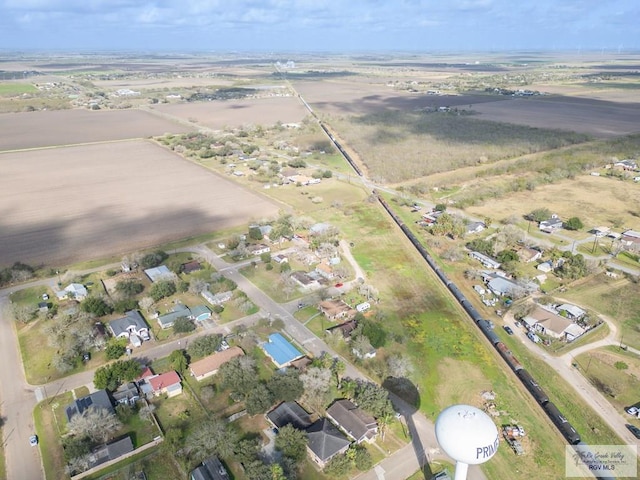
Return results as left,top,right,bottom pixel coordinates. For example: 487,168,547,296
139,296,154,312
300,367,332,411
67,408,122,444
188,278,208,295
139,404,156,423
387,355,413,378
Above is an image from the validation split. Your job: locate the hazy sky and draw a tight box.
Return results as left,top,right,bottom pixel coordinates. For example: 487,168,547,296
0,0,637,52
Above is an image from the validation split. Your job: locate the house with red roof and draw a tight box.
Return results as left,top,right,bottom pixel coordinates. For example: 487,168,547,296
146,371,182,398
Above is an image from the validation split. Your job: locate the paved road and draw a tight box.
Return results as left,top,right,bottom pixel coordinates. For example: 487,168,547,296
1,247,487,480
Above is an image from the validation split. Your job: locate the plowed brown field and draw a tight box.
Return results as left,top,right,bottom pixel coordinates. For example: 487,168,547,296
0,140,279,267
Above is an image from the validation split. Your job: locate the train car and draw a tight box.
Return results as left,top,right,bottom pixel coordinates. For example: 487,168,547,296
544,402,581,444
478,320,500,345
448,283,464,302
516,369,550,405
495,342,523,371
461,300,483,323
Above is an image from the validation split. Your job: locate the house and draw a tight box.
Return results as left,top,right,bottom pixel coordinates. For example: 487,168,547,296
523,305,585,341
309,223,331,235
189,346,244,381
356,302,370,313
202,290,232,306
326,399,378,444
262,333,304,368
290,356,313,371
38,301,49,313
539,215,563,233
487,276,521,297
469,251,501,269
537,261,553,273
621,230,640,246
288,174,320,186
191,305,212,322
248,244,270,256
273,254,288,264
305,418,351,468
352,342,377,359
65,390,115,422
318,299,356,321
144,265,175,283
87,436,134,469
148,371,182,397
466,221,486,234
613,159,638,171
517,247,542,264
592,226,611,237
157,304,191,329
109,310,150,345
557,304,586,320
325,319,358,339
267,401,313,430
112,382,140,406
180,261,202,274
315,261,335,280
190,456,230,480
57,283,88,301
290,271,320,290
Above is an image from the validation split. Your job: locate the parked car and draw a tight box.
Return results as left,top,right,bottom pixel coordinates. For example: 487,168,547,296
527,331,541,343
29,435,38,447
42,293,49,301
334,283,344,288
514,320,521,328
625,406,639,416
503,326,514,335
625,424,640,439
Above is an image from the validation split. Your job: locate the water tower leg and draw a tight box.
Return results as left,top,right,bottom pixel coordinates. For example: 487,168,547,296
454,461,469,480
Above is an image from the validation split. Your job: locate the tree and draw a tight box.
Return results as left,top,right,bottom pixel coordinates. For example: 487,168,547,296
138,404,157,423
260,252,271,263
434,203,447,212
219,356,258,400
300,367,332,411
188,278,208,295
112,298,138,313
386,355,413,378
115,280,144,297
188,334,223,358
249,226,263,241
496,250,519,263
140,250,168,268
12,303,38,323
275,424,308,461
564,217,584,231
354,381,394,419
105,338,127,360
139,296,154,312
361,320,387,348
67,408,122,443
267,369,304,402
245,383,274,415
169,349,189,373
94,359,142,391
183,418,238,465
325,453,351,476
173,317,195,333
149,280,176,301
527,208,551,222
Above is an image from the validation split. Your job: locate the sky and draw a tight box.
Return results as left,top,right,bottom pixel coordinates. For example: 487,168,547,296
0,0,638,53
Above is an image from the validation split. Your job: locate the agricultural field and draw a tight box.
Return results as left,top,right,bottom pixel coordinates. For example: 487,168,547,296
0,139,279,267
0,109,193,151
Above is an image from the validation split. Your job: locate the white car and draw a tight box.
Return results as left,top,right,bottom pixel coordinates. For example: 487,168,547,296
626,406,639,416
29,435,38,447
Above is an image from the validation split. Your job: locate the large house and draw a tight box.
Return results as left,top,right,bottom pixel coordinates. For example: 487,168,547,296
189,346,244,381
305,418,351,468
318,299,356,321
262,333,304,368
65,390,114,422
326,399,378,444
267,401,313,431
523,305,585,341
190,456,230,480
109,310,150,347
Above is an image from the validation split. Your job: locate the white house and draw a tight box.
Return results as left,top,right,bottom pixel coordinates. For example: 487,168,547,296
58,283,88,301
469,251,501,269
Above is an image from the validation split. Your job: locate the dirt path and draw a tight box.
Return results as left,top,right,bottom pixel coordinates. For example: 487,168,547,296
339,239,366,281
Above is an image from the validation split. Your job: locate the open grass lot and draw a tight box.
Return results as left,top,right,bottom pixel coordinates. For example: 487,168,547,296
466,172,640,229
576,346,640,426
0,83,39,95
150,95,309,130
0,139,279,268
0,109,193,152
562,274,640,350
33,392,74,480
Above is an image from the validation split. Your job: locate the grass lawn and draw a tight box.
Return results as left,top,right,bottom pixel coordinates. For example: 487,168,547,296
151,390,208,434
33,392,74,480
547,322,610,355
240,263,304,303
81,446,182,480
0,83,39,95
575,346,640,427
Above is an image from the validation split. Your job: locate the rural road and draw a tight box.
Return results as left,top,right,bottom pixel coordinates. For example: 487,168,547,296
0,245,487,480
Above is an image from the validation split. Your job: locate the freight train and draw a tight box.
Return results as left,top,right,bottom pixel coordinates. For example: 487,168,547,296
319,120,614,477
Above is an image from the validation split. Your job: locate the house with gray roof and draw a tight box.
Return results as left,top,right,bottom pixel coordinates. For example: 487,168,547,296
305,418,351,468
157,304,191,329
65,389,114,422
326,399,378,444
190,456,230,480
191,304,212,321
144,265,175,283
201,290,232,306
469,251,501,269
267,401,312,431
108,310,150,345
87,436,134,469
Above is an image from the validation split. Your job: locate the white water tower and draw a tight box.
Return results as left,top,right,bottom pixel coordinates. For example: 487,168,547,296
435,405,499,480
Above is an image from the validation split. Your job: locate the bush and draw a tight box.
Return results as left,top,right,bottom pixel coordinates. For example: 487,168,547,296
81,297,113,317
354,446,373,470
173,317,196,333
149,281,176,301
564,217,584,231
115,280,144,297
140,251,168,269
105,339,127,360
